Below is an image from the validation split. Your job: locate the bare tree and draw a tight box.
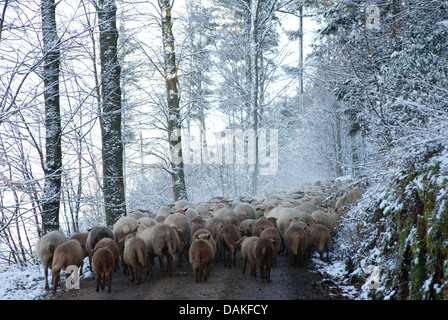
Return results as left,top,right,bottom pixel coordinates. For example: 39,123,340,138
98,0,127,225
40,0,63,234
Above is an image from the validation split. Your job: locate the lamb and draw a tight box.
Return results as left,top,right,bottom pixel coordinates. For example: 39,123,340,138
36,230,67,290
259,226,281,267
252,217,275,237
217,224,241,268
191,216,207,236
121,234,147,284
69,231,89,276
189,233,215,282
91,237,120,272
164,212,191,267
51,239,84,292
86,226,115,271
284,222,308,267
309,222,331,262
253,237,275,282
92,247,115,293
234,203,257,219
235,236,258,276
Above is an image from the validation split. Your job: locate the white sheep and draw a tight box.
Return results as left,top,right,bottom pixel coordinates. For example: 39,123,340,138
113,216,139,242
234,203,257,220
311,210,336,235
137,217,158,229
36,230,68,290
164,212,191,267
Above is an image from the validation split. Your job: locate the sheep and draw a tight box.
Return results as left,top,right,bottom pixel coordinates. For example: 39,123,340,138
156,206,173,220
234,203,257,219
217,224,241,268
139,223,180,277
189,233,215,282
297,212,314,225
239,218,257,237
113,217,139,243
86,226,115,271
253,237,275,283
271,207,302,238
205,217,225,241
296,202,318,214
185,208,199,220
191,216,207,236
92,247,115,293
128,209,150,220
164,212,191,267
311,210,336,235
91,237,120,272
252,217,276,237
192,228,217,256
213,207,237,226
137,217,158,229
51,239,84,292
195,202,212,213
309,222,331,262
259,226,281,267
235,236,259,276
69,231,89,276
284,222,308,267
121,234,147,284
174,199,190,210
36,230,68,290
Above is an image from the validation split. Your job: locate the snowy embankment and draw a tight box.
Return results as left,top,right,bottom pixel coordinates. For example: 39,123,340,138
0,179,379,300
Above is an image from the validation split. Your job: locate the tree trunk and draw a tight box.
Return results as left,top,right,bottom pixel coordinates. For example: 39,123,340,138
40,0,62,234
159,0,187,201
98,0,126,226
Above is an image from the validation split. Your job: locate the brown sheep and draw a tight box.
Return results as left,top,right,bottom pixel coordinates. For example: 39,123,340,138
189,233,215,282
51,239,84,292
252,217,275,237
217,224,241,268
121,234,147,284
92,247,115,292
253,237,275,282
192,228,217,256
164,212,192,267
309,222,331,262
235,236,259,276
284,223,308,267
91,237,120,272
259,226,281,267
69,231,89,276
36,230,67,290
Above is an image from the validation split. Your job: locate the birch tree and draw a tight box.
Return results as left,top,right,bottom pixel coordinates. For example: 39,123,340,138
98,0,126,225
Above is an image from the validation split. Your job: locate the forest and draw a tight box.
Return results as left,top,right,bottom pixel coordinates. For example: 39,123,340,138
0,0,447,300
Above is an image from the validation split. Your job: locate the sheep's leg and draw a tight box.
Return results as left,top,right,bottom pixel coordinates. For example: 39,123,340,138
167,254,173,276
203,265,209,282
107,272,112,293
129,265,135,284
242,257,248,274
158,255,166,276
44,265,49,290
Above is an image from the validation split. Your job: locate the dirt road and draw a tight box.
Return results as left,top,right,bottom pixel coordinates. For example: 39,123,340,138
49,251,348,301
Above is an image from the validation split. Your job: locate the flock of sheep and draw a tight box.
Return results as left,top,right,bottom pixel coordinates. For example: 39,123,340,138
35,180,363,294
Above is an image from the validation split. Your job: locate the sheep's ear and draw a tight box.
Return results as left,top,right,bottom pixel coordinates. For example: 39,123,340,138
206,233,211,240
173,226,183,233
194,234,200,240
